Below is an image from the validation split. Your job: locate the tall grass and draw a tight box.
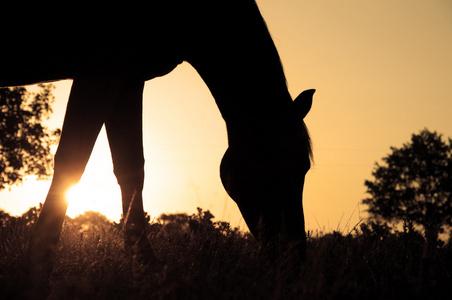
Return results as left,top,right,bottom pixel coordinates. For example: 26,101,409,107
1,207,451,299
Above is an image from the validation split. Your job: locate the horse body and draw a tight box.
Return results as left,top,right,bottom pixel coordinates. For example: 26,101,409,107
2,1,187,86
1,0,314,293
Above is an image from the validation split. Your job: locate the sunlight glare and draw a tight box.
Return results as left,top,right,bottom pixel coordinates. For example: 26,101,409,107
65,181,121,221
65,185,84,212
62,128,123,222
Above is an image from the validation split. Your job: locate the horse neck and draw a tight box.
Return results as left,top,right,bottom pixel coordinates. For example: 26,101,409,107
187,0,294,147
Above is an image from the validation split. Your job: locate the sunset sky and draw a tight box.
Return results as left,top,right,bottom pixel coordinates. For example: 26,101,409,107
1,0,451,233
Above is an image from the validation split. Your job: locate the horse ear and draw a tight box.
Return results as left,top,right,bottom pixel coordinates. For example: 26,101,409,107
293,89,315,119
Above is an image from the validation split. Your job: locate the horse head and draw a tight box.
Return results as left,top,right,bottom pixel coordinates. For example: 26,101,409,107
220,89,315,258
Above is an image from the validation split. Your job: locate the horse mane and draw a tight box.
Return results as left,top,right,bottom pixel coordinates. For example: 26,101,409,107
303,122,314,162
253,4,288,88
250,0,313,162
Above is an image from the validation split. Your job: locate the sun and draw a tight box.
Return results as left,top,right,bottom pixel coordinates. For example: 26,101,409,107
63,133,124,221
61,128,126,222
65,185,87,216
65,180,122,221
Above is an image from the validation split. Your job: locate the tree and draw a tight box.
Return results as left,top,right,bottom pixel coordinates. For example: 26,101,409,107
0,84,60,190
70,211,113,232
362,129,452,244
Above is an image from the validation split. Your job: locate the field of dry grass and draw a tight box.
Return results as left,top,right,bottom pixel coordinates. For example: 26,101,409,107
1,207,451,299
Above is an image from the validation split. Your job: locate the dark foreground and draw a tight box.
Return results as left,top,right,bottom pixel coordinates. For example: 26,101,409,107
1,207,451,300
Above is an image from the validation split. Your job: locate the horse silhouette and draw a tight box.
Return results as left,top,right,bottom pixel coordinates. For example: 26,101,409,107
1,0,314,293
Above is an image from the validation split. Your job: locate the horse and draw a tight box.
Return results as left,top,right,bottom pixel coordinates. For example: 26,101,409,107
1,0,314,293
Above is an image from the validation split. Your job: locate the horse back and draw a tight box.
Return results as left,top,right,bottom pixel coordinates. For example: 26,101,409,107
1,0,261,87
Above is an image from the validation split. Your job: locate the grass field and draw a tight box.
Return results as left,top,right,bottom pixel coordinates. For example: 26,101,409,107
1,206,451,300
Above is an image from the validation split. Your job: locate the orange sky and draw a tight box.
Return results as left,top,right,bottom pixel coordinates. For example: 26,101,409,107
1,0,451,233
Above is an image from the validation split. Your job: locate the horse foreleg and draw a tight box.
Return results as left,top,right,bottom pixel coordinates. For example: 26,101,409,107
105,81,157,265
27,72,122,296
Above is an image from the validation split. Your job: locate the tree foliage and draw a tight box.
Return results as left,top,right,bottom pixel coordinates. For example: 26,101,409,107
68,211,113,232
0,84,60,190
363,129,452,242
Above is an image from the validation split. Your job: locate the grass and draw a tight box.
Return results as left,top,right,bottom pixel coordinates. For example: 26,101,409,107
1,207,451,300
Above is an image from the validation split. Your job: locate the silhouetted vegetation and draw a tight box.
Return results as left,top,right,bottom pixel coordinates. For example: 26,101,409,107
363,129,452,248
0,84,60,190
1,206,451,299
